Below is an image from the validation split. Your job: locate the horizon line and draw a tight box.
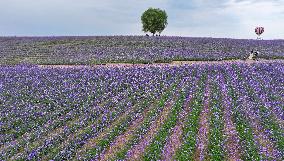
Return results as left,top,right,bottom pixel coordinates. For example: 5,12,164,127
0,35,282,40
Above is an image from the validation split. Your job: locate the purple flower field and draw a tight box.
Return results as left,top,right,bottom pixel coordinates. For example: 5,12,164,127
0,60,283,160
0,36,284,64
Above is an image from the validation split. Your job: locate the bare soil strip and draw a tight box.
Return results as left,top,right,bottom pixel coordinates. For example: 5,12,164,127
193,77,211,161
219,76,242,161
125,96,177,161
37,59,284,68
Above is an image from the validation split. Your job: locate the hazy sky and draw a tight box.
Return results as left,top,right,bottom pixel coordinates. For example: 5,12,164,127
0,0,283,39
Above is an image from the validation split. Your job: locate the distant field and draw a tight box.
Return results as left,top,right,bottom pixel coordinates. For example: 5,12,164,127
0,61,283,160
0,36,283,65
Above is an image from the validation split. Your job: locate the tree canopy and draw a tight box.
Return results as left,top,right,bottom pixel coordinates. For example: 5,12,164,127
141,8,168,36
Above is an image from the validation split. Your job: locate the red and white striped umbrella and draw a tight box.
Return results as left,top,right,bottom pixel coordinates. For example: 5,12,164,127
255,27,264,36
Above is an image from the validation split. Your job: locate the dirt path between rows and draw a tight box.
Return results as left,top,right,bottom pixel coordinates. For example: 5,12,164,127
37,59,284,68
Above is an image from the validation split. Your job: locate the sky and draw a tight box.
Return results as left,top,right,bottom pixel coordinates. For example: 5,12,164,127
0,0,283,39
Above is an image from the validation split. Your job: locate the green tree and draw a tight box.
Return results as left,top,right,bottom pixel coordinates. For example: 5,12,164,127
141,8,168,36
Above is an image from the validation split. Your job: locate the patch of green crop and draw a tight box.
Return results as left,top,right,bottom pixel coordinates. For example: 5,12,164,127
174,72,207,160
113,84,178,160
224,68,260,161
234,65,284,157
207,82,225,161
142,92,185,160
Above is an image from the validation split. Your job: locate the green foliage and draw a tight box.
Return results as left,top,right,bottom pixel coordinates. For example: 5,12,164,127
174,73,207,160
207,83,225,161
234,66,284,158
142,92,185,160
224,69,261,161
141,8,168,35
234,111,260,161
113,84,178,160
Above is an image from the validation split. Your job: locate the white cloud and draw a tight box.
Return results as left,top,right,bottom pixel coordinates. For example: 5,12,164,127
221,0,284,39
0,0,283,39
164,0,284,39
